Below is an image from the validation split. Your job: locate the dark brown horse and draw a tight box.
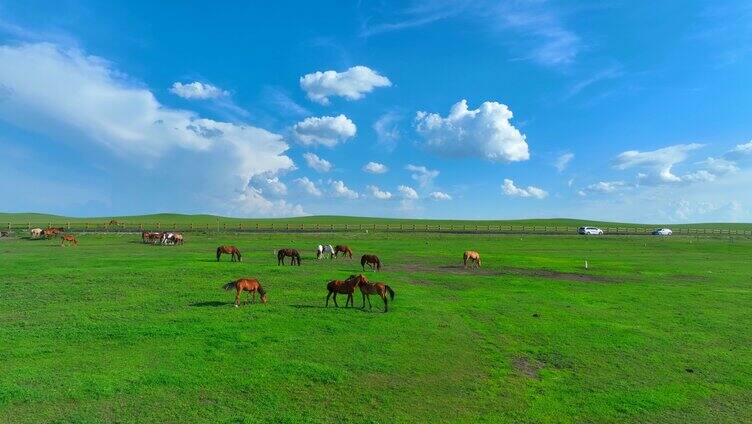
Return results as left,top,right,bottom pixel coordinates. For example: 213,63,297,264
223,278,268,307
217,245,242,262
60,234,78,247
357,276,395,312
334,245,353,259
360,254,381,271
325,274,364,308
277,248,301,266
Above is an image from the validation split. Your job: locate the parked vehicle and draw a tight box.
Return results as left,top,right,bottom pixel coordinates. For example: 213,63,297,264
651,228,672,236
578,226,604,235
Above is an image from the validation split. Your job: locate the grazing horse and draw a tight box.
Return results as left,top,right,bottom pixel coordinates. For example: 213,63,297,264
223,278,268,307
325,274,363,308
60,235,78,247
217,245,242,262
277,248,301,266
334,245,353,259
30,228,43,239
316,244,335,259
360,254,381,271
463,251,481,268
357,276,395,312
173,233,184,245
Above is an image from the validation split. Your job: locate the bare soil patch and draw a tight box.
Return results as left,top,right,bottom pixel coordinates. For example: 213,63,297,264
513,357,545,379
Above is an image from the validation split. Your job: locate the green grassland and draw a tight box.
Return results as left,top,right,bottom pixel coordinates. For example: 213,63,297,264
2,212,751,231
1,231,752,422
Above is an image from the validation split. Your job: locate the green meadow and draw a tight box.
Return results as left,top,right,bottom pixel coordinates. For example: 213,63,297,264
1,230,752,422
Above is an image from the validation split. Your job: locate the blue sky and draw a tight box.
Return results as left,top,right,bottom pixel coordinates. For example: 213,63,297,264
0,1,750,222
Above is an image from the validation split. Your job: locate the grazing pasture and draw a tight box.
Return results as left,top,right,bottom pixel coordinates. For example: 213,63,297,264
1,231,752,422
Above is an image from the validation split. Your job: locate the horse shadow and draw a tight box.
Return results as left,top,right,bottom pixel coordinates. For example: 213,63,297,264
288,304,324,309
189,301,232,307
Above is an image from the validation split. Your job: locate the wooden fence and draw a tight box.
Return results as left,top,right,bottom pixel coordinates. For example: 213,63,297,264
5,222,752,236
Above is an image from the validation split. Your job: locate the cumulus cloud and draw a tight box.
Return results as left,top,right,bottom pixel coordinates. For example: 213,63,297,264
293,115,357,147
397,185,419,200
614,143,703,184
727,140,752,159
428,191,452,201
293,176,322,196
302,152,332,172
249,174,287,196
367,185,392,200
405,164,439,187
502,179,548,199
415,99,529,162
299,66,391,105
232,186,304,217
170,81,229,99
330,180,359,199
554,152,574,172
363,161,388,174
0,42,298,216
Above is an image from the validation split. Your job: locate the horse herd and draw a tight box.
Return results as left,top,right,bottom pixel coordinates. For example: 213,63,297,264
28,227,79,246
141,231,184,245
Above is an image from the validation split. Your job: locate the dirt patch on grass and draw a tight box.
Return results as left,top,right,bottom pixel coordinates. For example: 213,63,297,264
397,263,615,283
513,357,545,379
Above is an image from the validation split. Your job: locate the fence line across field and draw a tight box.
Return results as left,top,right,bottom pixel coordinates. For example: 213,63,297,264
6,222,752,236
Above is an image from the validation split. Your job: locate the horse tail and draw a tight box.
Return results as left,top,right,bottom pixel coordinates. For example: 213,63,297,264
386,285,395,301
377,259,381,270
216,247,222,260
222,281,237,291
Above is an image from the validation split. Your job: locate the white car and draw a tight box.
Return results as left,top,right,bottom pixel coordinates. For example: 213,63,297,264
652,228,672,236
578,226,603,235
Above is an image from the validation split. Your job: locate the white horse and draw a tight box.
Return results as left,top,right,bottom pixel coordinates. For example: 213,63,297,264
162,232,175,245
316,244,335,259
30,228,42,239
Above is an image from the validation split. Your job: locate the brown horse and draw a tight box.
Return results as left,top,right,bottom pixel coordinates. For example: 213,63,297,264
361,254,381,271
325,274,364,308
60,235,78,247
334,244,353,258
357,276,395,312
463,251,481,268
43,227,63,238
217,245,242,262
223,278,268,307
142,231,162,244
277,248,301,266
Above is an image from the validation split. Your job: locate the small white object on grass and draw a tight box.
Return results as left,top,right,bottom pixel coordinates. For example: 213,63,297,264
584,260,589,270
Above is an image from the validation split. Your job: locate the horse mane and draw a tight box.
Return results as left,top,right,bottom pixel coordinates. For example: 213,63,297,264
257,285,266,296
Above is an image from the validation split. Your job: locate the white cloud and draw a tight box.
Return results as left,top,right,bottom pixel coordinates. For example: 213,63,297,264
727,140,752,158
405,164,439,187
170,81,228,99
363,161,388,174
293,177,322,196
299,66,391,105
293,115,357,147
614,143,703,184
330,180,359,199
554,152,574,172
428,191,452,201
249,174,287,196
415,99,529,162
373,111,401,151
699,157,739,175
0,42,298,216
367,185,392,200
502,179,548,199
302,152,332,172
232,186,304,217
579,181,628,196
397,185,419,200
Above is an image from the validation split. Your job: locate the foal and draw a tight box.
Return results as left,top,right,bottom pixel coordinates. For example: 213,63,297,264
360,254,381,271
223,278,268,307
463,251,481,268
277,248,301,266
357,276,395,313
60,235,78,247
216,245,242,262
325,274,362,308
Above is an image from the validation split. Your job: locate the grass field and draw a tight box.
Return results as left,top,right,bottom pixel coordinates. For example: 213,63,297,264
2,231,752,422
